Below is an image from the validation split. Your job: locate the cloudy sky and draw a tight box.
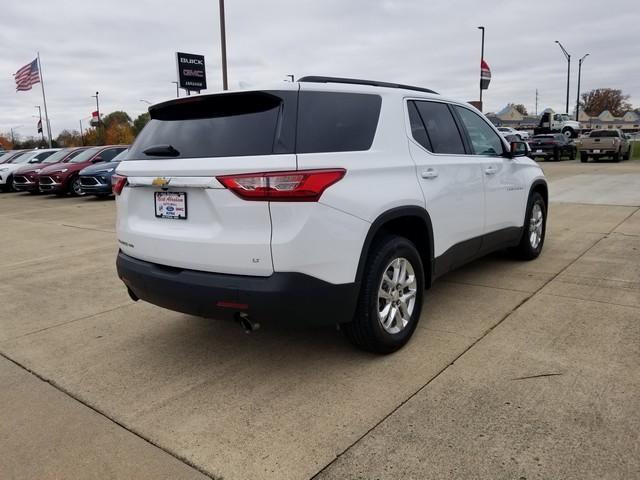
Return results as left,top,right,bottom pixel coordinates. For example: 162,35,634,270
2,0,639,139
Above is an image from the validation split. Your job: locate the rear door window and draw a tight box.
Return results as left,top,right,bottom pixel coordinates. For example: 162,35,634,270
413,101,465,154
128,91,297,159
296,92,381,153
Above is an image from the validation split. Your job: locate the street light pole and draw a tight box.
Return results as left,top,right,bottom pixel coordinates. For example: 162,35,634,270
478,26,485,107
576,54,589,121
219,0,228,90
555,41,571,114
79,119,84,146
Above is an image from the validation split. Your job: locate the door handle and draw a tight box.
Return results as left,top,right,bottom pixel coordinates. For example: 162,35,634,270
484,165,498,175
421,168,438,179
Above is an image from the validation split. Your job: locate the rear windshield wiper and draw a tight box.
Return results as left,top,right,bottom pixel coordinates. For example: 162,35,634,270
143,144,180,157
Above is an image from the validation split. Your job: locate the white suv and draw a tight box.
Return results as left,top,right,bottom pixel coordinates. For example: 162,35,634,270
114,76,547,353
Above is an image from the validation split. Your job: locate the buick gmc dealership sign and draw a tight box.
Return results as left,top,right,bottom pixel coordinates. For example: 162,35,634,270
176,52,207,91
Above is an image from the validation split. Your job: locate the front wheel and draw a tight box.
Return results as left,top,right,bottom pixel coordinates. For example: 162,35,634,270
580,152,589,163
562,127,575,139
553,148,560,161
612,151,621,162
514,192,546,260
569,147,577,160
344,235,424,354
70,177,86,196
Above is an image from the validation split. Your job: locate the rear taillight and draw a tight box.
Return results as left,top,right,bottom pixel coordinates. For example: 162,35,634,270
217,169,346,202
112,174,127,195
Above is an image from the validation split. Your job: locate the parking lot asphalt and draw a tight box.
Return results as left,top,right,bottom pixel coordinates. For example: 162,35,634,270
1,159,639,480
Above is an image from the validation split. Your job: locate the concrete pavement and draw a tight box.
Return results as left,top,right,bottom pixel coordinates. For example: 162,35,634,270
1,158,638,479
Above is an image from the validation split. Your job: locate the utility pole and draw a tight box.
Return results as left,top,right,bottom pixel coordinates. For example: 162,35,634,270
555,41,571,114
576,54,589,121
478,26,485,107
219,0,228,90
79,119,85,146
535,89,539,116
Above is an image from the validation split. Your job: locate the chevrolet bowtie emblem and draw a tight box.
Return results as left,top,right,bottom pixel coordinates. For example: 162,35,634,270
152,177,170,187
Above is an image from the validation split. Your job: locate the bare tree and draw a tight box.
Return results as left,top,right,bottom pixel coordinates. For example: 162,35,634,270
580,88,632,117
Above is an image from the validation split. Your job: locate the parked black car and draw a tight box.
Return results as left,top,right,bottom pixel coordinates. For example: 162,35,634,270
78,149,128,197
529,134,576,161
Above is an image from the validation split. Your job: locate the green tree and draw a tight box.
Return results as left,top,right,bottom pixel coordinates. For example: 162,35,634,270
132,112,150,135
102,111,132,129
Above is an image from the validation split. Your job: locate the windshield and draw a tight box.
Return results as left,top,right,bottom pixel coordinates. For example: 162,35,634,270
67,147,101,163
10,152,37,164
559,114,571,121
589,130,619,138
27,150,56,163
41,149,74,164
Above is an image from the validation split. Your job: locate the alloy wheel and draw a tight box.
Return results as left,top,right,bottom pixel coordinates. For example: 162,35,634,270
377,257,417,334
529,203,544,249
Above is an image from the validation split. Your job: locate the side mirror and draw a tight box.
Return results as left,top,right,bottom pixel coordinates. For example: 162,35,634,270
509,141,528,157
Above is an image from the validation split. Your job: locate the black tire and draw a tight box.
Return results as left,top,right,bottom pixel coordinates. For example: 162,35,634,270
580,152,588,163
569,147,577,160
69,177,86,196
612,151,621,162
623,148,631,161
562,127,575,139
514,192,546,261
553,148,560,161
2,175,14,192
343,235,425,354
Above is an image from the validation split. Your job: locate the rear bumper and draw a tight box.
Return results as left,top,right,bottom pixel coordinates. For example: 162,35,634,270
116,251,359,326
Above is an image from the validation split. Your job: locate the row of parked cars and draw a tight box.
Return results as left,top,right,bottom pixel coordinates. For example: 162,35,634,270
0,145,128,196
497,128,633,163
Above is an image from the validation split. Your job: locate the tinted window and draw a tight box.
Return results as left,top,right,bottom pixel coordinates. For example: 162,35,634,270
128,91,296,160
100,147,126,162
297,92,381,153
414,101,465,154
454,106,505,156
407,101,431,151
30,151,56,162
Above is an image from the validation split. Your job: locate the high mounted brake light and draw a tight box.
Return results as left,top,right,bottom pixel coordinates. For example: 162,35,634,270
112,174,128,195
217,169,346,202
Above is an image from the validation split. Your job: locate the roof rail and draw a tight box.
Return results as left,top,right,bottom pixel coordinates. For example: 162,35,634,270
298,76,438,95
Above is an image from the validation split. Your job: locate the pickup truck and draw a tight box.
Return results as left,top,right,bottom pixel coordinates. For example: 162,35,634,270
578,129,631,163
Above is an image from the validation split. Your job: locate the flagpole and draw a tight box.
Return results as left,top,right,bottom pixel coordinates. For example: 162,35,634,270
37,52,52,148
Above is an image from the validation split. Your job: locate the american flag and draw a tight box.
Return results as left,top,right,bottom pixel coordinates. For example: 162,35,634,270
14,58,40,91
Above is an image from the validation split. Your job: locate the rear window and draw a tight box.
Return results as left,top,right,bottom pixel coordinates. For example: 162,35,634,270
589,130,619,138
296,92,381,153
128,91,296,159
127,90,382,160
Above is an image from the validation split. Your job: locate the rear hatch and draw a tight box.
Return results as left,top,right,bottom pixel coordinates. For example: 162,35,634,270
116,89,298,276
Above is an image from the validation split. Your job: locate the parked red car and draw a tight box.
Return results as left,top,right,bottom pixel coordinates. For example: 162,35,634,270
13,147,90,193
38,145,128,196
